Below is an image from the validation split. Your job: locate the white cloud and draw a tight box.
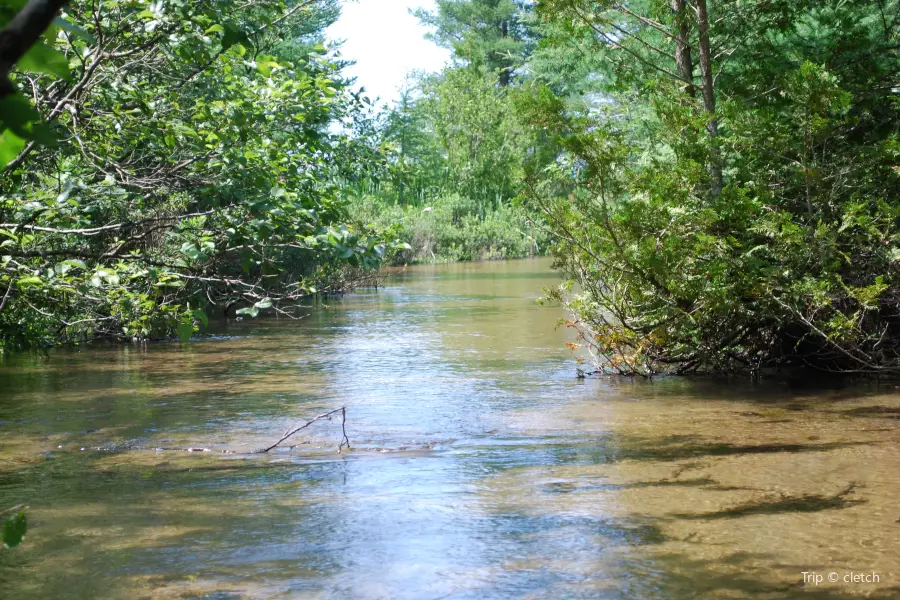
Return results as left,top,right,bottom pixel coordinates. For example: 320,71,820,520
327,0,451,107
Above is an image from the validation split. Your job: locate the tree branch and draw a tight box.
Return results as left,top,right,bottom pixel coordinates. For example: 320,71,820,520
261,407,349,453
0,210,214,236
570,4,690,85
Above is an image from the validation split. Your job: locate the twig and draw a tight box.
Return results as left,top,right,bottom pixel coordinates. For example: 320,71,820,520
260,407,350,453
0,210,214,236
0,281,13,313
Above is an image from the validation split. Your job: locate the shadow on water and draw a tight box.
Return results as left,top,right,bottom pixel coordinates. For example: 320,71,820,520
612,552,900,600
541,477,723,494
459,434,878,472
837,405,900,419
617,437,876,462
673,483,867,520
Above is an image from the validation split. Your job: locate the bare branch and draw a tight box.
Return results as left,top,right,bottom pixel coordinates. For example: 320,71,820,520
0,210,214,236
0,280,13,313
261,407,350,453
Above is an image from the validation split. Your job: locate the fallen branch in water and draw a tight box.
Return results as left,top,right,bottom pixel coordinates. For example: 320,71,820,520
260,407,349,453
55,408,351,455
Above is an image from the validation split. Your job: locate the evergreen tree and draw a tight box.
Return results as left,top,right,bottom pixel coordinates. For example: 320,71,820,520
415,0,536,86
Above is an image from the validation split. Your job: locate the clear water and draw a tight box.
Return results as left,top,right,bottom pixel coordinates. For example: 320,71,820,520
1,259,898,598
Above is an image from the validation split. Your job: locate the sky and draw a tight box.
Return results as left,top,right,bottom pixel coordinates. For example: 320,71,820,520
327,0,452,107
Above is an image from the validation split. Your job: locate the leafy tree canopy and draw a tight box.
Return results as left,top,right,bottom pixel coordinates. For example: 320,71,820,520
0,0,405,351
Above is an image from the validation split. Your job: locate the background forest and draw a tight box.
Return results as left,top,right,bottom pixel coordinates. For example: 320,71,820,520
1,0,899,377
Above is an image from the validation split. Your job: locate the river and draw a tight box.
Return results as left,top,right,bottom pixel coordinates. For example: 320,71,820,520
0,258,898,599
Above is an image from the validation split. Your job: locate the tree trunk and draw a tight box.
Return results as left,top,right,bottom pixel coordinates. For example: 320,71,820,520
498,19,510,87
670,0,695,96
499,64,511,87
694,0,723,197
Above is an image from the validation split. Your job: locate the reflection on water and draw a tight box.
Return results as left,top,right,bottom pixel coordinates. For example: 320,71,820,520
0,258,898,599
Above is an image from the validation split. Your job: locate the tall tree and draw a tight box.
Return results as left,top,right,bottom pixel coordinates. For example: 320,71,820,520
415,0,536,86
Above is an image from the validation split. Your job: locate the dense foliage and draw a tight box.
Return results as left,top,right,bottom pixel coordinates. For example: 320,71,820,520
0,0,404,351
526,0,900,376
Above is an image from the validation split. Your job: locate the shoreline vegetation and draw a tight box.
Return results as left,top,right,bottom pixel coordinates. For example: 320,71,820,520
1,0,899,378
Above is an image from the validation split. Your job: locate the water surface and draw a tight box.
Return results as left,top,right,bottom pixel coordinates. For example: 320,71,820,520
1,259,898,599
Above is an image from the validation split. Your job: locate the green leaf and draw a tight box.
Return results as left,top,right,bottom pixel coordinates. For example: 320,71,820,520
56,179,75,203
153,280,185,288
16,276,43,288
61,259,88,270
177,322,194,342
221,23,249,51
254,298,273,309
235,306,260,317
0,0,29,15
2,511,27,549
18,42,70,80
0,95,40,137
0,128,26,166
28,122,56,146
52,17,96,43
191,309,208,327
256,59,279,76
180,242,202,260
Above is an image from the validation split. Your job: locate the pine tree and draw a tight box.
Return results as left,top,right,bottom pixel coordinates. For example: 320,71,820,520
414,0,535,86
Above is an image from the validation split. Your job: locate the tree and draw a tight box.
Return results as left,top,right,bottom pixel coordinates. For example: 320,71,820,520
415,0,536,86
525,0,900,376
0,0,402,351
419,67,526,213
381,80,450,205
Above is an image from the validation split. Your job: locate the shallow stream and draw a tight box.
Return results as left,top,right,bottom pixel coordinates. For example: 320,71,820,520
1,259,898,599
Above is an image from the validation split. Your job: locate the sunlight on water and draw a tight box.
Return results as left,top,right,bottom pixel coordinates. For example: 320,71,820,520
1,258,898,599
